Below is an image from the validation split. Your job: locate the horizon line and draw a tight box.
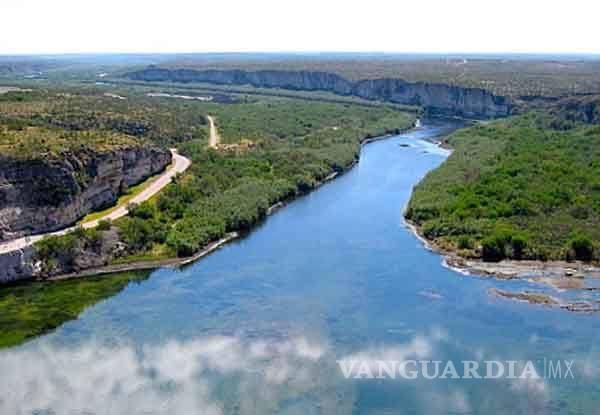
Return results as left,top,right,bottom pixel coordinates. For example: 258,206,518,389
2,51,600,58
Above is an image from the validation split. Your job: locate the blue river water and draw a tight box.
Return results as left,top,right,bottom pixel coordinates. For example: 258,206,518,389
2,121,599,414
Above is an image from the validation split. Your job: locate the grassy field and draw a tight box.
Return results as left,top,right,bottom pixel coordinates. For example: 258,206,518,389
406,114,600,262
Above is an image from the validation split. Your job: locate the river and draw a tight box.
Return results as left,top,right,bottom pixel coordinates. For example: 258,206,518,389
1,120,599,414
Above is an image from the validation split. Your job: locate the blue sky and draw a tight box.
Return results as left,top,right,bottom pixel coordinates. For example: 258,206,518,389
1,0,598,55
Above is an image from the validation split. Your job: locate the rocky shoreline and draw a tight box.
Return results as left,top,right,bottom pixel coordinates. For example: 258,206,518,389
401,125,600,314
404,212,600,313
46,232,240,282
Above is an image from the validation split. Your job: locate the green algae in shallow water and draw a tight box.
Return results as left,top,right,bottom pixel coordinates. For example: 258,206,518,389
0,271,150,349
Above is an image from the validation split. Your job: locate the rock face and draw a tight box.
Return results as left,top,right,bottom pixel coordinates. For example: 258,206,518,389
0,247,36,283
0,227,124,283
551,95,600,124
0,146,171,242
126,67,513,118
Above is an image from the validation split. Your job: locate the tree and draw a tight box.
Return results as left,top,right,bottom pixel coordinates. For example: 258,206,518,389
568,234,594,261
97,219,112,231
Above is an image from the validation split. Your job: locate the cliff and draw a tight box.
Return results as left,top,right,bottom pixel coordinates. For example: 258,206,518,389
550,95,600,125
126,67,513,118
0,146,171,242
0,247,36,283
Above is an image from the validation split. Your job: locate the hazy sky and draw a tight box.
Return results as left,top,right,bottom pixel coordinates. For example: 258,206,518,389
1,0,598,55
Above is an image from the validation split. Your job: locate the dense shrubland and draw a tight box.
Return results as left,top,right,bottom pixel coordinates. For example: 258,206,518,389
406,114,600,262
0,123,142,160
0,88,209,148
118,100,413,261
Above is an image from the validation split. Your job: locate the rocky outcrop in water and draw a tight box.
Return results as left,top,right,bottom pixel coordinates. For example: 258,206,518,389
0,146,171,242
126,67,513,118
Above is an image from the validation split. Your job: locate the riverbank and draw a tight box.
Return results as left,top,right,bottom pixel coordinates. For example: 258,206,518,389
0,144,369,348
404,171,600,314
403,115,600,312
46,232,240,282
4,114,600,415
33,124,416,283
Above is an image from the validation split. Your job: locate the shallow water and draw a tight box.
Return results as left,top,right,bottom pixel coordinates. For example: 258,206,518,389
2,121,599,414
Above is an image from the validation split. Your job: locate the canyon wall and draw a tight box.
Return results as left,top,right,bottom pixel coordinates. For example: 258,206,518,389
550,95,600,124
126,67,513,118
0,146,171,242
0,247,36,283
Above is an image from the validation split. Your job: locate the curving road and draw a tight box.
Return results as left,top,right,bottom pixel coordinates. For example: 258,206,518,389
207,115,220,148
0,149,191,255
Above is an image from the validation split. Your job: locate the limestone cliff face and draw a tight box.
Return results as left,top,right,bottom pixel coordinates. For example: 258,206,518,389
0,146,171,242
0,247,35,283
126,67,512,118
550,95,600,124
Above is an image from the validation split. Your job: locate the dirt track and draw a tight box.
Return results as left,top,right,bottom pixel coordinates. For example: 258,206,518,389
207,115,220,148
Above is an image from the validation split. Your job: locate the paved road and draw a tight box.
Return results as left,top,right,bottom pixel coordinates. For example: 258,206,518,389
207,115,220,148
0,149,191,255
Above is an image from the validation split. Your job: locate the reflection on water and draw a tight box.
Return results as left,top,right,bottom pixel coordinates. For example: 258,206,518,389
2,120,599,414
1,335,330,414
3,330,590,414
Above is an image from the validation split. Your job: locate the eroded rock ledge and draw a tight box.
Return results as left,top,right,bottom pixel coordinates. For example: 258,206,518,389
125,67,513,118
0,146,171,242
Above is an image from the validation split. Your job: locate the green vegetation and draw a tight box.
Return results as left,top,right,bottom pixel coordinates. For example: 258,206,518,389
96,219,112,231
406,114,600,262
78,160,174,225
115,98,414,260
161,58,600,98
0,271,149,349
6,54,600,98
204,97,409,144
0,124,141,160
0,88,209,148
113,79,419,112
34,226,107,275
14,86,414,270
